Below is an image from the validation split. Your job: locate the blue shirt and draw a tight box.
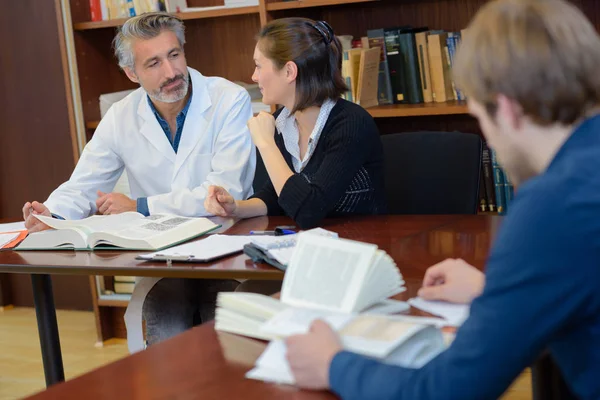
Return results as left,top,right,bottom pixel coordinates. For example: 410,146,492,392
329,114,600,400
136,93,192,216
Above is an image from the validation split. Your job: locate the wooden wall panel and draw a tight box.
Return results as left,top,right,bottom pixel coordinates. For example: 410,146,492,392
0,1,92,311
0,1,77,219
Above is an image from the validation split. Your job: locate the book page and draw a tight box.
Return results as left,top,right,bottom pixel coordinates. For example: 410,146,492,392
88,215,218,250
281,234,377,313
0,221,26,234
408,298,470,327
260,307,354,337
34,212,143,236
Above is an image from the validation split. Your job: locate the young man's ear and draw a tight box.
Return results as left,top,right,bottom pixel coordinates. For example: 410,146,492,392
123,67,139,84
284,61,298,83
496,94,524,130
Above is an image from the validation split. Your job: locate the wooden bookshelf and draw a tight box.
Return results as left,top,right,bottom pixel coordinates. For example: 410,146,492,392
85,101,467,129
73,6,260,30
367,101,468,118
266,0,377,11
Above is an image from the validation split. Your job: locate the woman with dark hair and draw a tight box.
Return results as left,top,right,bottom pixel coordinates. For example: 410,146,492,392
205,18,386,229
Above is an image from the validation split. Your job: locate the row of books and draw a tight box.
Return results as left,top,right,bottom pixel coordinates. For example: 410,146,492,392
89,0,258,22
479,146,514,215
341,26,466,108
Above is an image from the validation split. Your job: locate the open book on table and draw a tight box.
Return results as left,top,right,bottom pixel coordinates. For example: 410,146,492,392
246,313,445,385
215,232,407,340
13,212,219,251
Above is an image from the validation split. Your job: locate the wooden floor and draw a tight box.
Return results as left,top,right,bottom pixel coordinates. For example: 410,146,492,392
0,307,532,399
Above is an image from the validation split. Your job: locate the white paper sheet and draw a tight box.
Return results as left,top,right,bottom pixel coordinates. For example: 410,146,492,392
0,221,26,234
0,233,20,248
139,234,253,261
408,297,470,327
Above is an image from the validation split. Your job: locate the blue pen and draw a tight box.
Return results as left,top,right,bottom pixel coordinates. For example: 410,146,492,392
276,229,296,235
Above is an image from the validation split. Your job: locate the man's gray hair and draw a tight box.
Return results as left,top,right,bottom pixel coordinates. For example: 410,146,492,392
113,12,186,70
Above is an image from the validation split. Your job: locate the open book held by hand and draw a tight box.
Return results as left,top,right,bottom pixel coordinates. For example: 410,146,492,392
216,232,406,339
12,212,219,251
215,233,446,384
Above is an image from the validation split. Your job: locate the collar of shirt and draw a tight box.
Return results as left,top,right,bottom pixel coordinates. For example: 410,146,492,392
275,98,336,173
146,86,193,154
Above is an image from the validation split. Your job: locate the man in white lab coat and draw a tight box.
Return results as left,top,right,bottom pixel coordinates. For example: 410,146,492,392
21,12,255,348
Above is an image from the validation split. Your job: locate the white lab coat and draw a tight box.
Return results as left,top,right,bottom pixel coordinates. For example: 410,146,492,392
44,67,256,218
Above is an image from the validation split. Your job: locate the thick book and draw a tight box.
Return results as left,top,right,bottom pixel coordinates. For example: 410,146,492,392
215,233,406,338
415,31,434,103
398,27,427,104
482,145,497,212
355,46,381,108
367,29,394,105
13,212,219,251
490,149,507,214
427,31,456,103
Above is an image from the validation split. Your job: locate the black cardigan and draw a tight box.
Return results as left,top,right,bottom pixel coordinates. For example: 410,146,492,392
251,99,386,229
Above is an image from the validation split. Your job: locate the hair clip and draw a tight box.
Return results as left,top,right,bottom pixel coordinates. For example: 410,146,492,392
312,20,334,44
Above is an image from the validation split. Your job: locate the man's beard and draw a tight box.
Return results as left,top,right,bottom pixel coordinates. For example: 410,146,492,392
148,73,189,103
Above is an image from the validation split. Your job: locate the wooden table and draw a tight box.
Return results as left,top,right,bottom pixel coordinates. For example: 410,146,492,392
12,214,501,398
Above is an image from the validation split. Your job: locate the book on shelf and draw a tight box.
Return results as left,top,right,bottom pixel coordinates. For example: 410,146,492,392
341,47,380,108
114,281,135,294
215,232,406,340
340,25,467,110
11,212,218,251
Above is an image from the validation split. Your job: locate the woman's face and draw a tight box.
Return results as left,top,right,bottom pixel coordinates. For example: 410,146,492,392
251,43,293,106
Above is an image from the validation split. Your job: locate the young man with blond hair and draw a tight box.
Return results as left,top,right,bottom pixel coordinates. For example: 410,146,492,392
284,0,600,398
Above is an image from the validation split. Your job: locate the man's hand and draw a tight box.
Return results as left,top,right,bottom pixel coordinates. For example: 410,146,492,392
247,111,276,150
286,320,343,390
204,186,237,217
22,201,51,233
418,258,485,304
96,191,136,215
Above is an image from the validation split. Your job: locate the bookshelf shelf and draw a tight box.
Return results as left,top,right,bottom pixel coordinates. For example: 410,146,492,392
73,6,260,30
86,101,468,130
267,0,377,11
366,101,469,118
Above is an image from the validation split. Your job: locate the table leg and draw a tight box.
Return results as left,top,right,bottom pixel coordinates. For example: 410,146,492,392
31,274,65,387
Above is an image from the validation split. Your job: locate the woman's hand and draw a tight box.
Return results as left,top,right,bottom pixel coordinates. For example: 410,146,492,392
247,111,276,150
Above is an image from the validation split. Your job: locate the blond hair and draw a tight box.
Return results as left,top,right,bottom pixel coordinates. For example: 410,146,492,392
454,0,600,125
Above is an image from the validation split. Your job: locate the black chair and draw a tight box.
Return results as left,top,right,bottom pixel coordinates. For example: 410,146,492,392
252,148,270,193
381,131,482,214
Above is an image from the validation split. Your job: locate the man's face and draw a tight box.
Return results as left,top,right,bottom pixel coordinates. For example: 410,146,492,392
125,30,189,103
468,98,537,186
